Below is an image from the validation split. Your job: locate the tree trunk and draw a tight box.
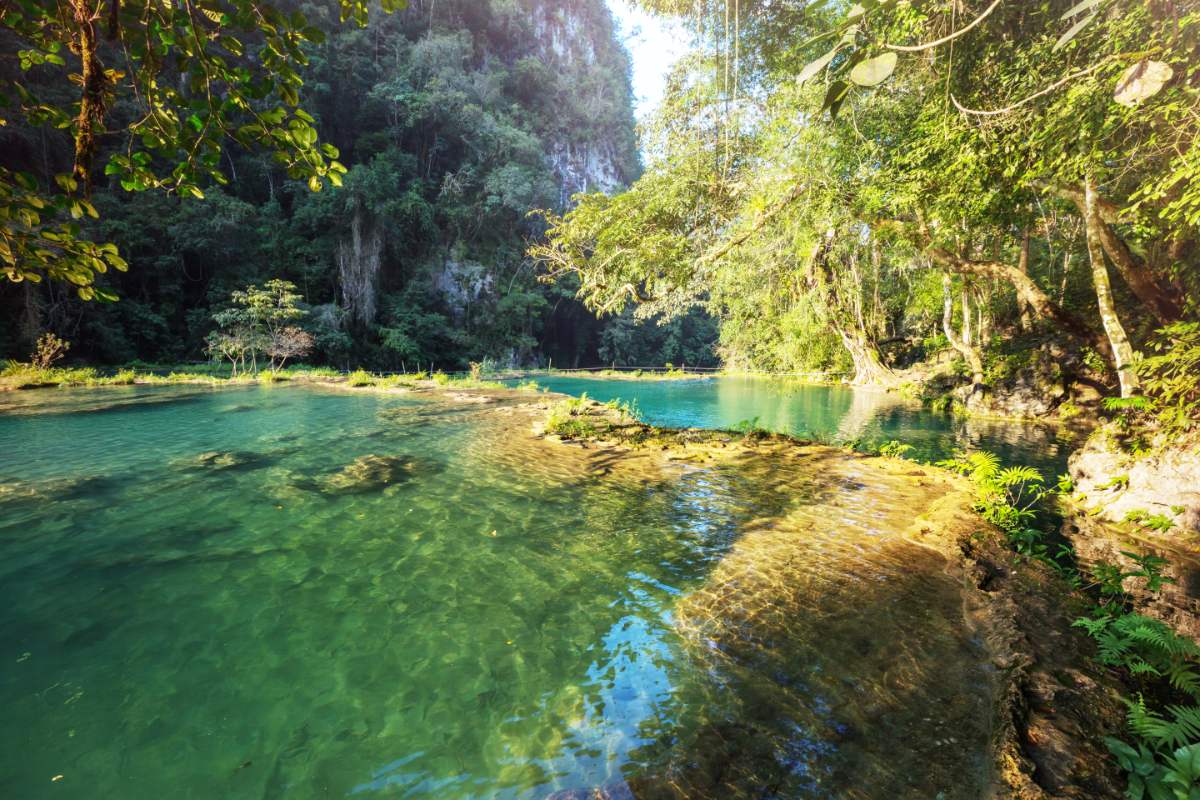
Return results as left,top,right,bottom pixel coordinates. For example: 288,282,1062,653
1017,229,1033,330
1066,181,1182,325
833,318,896,386
943,273,984,386
1084,181,1139,397
71,0,107,192
960,282,972,347
807,226,897,386
927,245,1109,357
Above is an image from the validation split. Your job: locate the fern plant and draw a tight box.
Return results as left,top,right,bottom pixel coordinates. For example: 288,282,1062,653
1081,614,1200,799
1127,698,1200,751
878,440,914,459
938,451,1050,556
1072,613,1200,699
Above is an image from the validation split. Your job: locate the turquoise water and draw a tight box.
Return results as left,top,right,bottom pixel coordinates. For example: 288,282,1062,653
1,385,994,798
525,375,1079,474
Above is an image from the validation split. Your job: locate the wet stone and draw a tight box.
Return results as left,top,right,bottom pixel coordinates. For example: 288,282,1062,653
320,454,417,494
180,450,269,472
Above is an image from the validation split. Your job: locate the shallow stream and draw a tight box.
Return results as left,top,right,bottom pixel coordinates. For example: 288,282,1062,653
2,385,994,798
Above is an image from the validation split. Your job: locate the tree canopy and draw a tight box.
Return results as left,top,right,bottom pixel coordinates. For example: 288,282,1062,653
534,0,1198,398
1,0,406,296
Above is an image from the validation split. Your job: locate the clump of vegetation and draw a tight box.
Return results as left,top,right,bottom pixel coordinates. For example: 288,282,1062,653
30,333,70,369
1124,509,1178,534
347,370,375,387
545,393,599,439
939,451,1053,560
730,417,771,438
1099,324,1200,456
604,397,641,423
878,440,914,459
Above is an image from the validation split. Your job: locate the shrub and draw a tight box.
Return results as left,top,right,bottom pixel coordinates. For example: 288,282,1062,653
878,440,914,459
347,370,375,387
545,393,598,438
30,333,70,369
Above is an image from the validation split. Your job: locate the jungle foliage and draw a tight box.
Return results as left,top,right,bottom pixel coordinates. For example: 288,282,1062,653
0,0,715,370
533,0,1200,407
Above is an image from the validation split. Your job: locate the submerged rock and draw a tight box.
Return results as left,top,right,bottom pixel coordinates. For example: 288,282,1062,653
0,473,117,505
181,450,268,472
320,455,416,494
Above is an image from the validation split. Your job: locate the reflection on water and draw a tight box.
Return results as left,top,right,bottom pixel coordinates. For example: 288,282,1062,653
2,386,992,798
528,375,1081,475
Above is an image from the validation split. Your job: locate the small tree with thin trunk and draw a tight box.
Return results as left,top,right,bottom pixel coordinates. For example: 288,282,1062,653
209,280,307,375
30,333,70,369
266,327,315,373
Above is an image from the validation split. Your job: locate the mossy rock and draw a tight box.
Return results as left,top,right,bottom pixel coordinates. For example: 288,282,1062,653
320,455,417,494
183,450,268,471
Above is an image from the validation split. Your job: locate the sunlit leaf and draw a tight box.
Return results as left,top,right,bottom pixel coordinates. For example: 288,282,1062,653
798,48,838,85
849,52,897,87
1061,0,1105,19
1054,12,1096,51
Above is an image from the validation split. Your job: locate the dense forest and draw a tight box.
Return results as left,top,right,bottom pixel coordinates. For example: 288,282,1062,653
0,0,720,369
535,0,1200,415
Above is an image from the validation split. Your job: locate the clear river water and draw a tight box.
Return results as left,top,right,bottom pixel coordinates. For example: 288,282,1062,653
0,383,1010,798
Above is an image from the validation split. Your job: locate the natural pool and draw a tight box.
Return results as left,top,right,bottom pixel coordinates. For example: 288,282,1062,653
2,385,994,798
526,374,1082,474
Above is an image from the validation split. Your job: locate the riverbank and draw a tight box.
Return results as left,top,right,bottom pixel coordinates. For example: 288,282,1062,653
0,363,525,393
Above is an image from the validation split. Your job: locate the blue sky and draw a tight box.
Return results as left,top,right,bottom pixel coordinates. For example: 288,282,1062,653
605,1,690,120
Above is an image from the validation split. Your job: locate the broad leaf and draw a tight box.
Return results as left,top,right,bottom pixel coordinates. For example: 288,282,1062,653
1061,0,1105,19
798,48,838,85
849,52,897,87
821,80,851,119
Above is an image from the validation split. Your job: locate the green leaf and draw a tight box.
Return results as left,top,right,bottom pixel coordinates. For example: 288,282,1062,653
821,80,852,119
1054,12,1096,51
849,52,897,87
1061,0,1105,18
798,48,839,85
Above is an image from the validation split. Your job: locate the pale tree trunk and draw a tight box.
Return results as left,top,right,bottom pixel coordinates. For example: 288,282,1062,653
1062,181,1182,325
960,282,972,347
977,285,991,344
806,226,898,386
833,318,896,386
927,246,1108,358
943,273,984,386
1017,229,1033,330
1084,181,1139,397
1059,252,1071,305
